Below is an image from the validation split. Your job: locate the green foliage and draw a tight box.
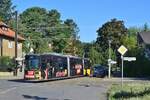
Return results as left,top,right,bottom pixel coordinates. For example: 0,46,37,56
124,48,150,77
95,18,127,66
82,42,93,58
88,46,104,65
128,27,141,36
0,0,15,23
123,26,150,77
87,43,116,66
122,35,137,50
75,40,84,57
0,56,15,72
143,23,150,32
19,7,80,54
60,19,80,55
19,7,48,53
96,18,128,50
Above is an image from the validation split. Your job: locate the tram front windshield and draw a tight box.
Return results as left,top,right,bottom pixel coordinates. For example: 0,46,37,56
25,55,40,70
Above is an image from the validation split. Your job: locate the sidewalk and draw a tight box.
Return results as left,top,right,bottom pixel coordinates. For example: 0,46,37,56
0,72,24,80
0,76,23,79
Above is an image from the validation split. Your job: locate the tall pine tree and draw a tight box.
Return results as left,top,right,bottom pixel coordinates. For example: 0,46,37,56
0,0,15,23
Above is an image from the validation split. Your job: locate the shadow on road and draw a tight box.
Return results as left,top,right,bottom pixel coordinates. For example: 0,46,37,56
7,76,85,83
22,94,71,100
8,79,37,83
22,94,48,100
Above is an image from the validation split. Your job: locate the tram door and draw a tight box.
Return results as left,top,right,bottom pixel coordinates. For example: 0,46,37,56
41,55,53,79
70,58,83,76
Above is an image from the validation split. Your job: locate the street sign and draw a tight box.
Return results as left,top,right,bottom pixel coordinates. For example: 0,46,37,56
108,59,117,78
117,45,128,55
110,60,117,64
123,57,136,61
108,59,117,64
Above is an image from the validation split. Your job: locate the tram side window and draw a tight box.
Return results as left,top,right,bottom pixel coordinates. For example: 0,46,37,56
50,56,67,77
41,59,47,70
41,56,51,70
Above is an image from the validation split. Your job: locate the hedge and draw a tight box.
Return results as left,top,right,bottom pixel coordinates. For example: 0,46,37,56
0,56,15,72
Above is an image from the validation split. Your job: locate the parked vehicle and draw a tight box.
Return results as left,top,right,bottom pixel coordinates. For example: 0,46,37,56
91,65,108,78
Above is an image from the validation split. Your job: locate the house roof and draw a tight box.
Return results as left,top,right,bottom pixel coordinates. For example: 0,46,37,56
138,31,150,44
0,22,8,27
0,21,25,41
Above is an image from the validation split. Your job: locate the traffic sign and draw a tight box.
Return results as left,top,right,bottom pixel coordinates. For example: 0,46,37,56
117,45,128,55
110,60,117,64
108,59,117,64
123,57,136,61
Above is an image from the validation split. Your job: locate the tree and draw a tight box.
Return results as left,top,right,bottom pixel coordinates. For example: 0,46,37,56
0,0,15,23
96,18,128,51
82,42,93,58
19,7,80,54
128,27,141,36
63,19,80,55
143,23,149,32
88,46,104,65
122,36,137,50
96,18,128,67
19,7,49,53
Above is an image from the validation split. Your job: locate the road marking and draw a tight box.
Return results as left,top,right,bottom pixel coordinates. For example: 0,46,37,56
0,87,17,95
0,83,45,95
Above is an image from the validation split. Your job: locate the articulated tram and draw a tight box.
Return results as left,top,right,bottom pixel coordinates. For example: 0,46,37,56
24,53,91,80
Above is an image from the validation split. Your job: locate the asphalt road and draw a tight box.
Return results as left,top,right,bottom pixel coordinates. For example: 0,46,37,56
0,77,112,100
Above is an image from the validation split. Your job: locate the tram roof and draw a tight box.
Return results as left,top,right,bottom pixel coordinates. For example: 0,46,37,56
25,54,40,56
42,53,81,59
41,53,68,57
26,53,89,59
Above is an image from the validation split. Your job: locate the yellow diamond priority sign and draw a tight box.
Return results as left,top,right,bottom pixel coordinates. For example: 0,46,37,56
117,45,128,55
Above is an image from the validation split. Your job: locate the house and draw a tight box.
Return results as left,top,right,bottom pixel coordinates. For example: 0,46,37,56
138,31,150,59
0,21,25,59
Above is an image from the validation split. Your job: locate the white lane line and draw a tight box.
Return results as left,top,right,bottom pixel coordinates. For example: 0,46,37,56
0,83,45,95
0,87,17,95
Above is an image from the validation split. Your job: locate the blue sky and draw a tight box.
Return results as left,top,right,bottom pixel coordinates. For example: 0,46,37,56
12,0,150,42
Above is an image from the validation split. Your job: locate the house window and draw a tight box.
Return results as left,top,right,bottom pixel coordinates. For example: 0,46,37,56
8,40,13,48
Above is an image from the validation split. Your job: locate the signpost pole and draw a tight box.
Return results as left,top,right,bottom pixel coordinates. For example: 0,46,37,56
108,40,111,78
117,45,128,88
121,55,124,88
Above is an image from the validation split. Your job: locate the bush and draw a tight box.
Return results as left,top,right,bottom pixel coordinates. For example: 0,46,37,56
124,48,150,77
0,56,15,72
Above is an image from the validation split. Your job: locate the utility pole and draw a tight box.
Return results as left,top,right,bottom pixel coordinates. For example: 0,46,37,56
82,52,85,75
108,40,111,78
15,11,18,59
15,11,18,76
